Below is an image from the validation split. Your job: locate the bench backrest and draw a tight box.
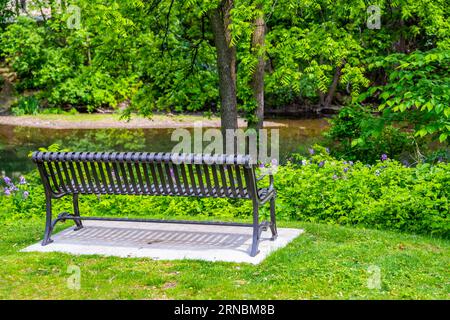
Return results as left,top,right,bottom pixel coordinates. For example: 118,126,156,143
32,152,258,199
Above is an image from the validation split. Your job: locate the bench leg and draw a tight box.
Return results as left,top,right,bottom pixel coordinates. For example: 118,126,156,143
250,203,260,257
42,194,54,246
269,197,278,241
72,194,83,231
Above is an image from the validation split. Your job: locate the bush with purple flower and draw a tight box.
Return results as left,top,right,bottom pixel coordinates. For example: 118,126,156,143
19,176,27,185
1,175,30,200
3,176,12,186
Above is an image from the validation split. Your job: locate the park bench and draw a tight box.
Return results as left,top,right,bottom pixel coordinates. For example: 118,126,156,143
32,152,278,256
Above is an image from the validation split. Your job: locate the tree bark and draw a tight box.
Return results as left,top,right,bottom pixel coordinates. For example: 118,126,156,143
210,0,238,136
250,5,265,130
322,60,346,109
14,0,20,15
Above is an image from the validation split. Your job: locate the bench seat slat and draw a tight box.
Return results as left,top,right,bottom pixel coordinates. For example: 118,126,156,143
183,163,195,196
147,161,161,195
171,165,183,195
74,161,89,193
82,160,96,194
118,161,132,194
141,161,152,194
194,164,206,195
164,162,177,195
202,163,213,196
111,161,125,193
134,161,146,195
45,161,62,194
234,165,246,198
219,161,230,197
179,163,190,196
227,165,238,197
104,161,119,194
155,160,168,194
67,160,82,193
88,161,103,194
211,163,221,197
98,161,112,194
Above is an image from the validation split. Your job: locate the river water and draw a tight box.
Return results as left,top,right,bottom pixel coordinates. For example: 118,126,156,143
0,118,329,177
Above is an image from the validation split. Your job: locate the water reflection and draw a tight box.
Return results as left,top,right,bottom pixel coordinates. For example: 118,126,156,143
0,119,329,177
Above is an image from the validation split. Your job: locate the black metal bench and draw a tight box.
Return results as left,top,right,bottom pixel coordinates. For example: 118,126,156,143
32,152,277,256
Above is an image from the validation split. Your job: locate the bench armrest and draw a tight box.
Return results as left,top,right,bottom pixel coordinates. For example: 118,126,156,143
255,172,275,205
256,172,274,189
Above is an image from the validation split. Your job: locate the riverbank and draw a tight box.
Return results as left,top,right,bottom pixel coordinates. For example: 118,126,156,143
0,114,288,129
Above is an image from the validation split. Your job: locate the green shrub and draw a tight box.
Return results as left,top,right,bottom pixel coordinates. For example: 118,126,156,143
1,153,448,238
324,105,449,164
280,151,449,237
362,48,450,142
11,96,40,115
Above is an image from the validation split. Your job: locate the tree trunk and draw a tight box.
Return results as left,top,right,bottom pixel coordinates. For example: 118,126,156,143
322,60,346,109
210,0,238,137
250,5,265,130
14,0,20,15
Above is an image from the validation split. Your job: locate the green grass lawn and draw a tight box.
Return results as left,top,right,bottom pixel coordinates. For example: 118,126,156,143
0,218,448,299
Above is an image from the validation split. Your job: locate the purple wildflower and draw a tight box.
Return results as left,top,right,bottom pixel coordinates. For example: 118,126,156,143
19,176,26,185
271,158,278,166
259,163,265,169
343,167,349,173
381,154,388,161
4,188,11,196
10,184,18,191
318,161,325,168
402,160,410,167
308,148,315,155
3,176,11,185
23,191,29,199
332,174,338,180
343,161,348,165
326,148,330,154
349,161,354,166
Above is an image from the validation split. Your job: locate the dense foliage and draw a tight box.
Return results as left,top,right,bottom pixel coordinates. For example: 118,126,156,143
0,0,448,163
1,151,448,237
322,105,445,164
368,48,450,142
1,2,448,123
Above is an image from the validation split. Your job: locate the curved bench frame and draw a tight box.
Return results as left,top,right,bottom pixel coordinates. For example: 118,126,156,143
32,152,277,257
